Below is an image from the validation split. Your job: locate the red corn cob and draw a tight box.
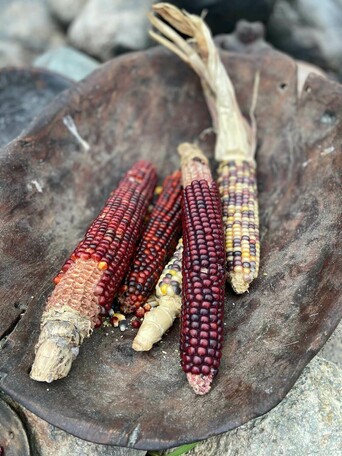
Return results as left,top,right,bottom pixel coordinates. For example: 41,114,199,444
30,161,157,383
179,143,225,395
119,170,182,314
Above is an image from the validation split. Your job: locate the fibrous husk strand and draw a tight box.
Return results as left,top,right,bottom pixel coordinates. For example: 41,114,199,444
149,3,255,162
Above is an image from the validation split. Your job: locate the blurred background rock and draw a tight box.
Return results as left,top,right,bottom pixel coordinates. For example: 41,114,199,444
0,0,342,80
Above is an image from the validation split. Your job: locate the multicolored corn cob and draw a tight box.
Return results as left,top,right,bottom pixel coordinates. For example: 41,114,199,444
149,3,260,294
218,160,260,293
179,143,225,395
119,170,182,314
132,238,183,351
30,161,157,383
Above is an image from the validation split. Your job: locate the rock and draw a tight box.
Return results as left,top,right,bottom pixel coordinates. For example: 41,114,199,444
320,321,342,367
0,39,36,67
0,67,72,148
267,0,342,79
170,0,276,35
47,0,88,26
34,46,100,81
166,357,342,455
0,0,65,63
68,0,153,61
1,393,146,456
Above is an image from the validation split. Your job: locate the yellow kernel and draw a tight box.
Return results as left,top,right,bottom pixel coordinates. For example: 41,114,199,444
159,283,168,295
98,261,108,271
234,265,243,272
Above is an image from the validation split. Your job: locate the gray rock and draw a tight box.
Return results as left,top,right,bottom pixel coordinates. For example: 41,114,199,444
0,0,65,58
1,393,146,456
68,0,154,61
320,321,342,367
47,0,88,25
0,39,36,67
267,0,342,78
166,357,342,456
34,46,100,81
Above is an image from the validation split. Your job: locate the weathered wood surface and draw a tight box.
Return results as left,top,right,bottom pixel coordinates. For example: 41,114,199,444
0,67,72,148
0,41,341,450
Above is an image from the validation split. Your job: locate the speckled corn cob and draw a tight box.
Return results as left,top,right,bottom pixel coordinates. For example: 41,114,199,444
119,170,182,314
30,161,157,383
155,238,183,298
218,160,260,293
132,238,183,351
179,143,225,395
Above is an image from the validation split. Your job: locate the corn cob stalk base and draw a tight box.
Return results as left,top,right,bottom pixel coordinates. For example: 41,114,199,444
132,238,183,351
30,308,91,383
132,296,181,351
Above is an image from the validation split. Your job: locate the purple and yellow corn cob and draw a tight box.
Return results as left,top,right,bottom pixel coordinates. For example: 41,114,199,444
218,160,260,293
132,238,183,351
179,143,225,395
30,161,157,383
149,3,260,294
119,170,182,314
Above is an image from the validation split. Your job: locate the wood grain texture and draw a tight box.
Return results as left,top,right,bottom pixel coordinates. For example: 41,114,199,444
0,42,341,450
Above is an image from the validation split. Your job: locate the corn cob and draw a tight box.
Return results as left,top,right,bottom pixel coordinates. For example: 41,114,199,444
218,161,260,292
119,170,182,314
132,238,183,351
179,143,225,395
30,161,157,383
149,3,260,294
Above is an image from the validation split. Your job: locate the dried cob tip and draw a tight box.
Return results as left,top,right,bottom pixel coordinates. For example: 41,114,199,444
186,372,214,395
30,306,91,382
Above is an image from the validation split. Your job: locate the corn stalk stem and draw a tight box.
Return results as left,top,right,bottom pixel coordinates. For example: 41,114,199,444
149,3,255,162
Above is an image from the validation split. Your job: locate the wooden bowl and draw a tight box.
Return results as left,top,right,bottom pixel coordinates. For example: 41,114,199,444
0,42,341,450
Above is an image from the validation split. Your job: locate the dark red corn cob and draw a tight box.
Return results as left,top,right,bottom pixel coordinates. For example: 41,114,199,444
119,170,182,314
179,143,225,395
30,161,157,383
